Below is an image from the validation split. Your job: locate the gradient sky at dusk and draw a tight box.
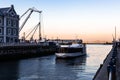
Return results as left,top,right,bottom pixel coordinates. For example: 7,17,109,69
1,0,120,42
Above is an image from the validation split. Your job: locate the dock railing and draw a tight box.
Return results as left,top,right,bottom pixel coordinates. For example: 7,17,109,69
107,42,117,80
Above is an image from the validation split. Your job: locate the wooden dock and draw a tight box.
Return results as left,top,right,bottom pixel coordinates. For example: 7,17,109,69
93,42,119,80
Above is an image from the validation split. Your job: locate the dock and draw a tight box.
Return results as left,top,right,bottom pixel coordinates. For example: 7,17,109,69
93,42,120,80
0,42,58,61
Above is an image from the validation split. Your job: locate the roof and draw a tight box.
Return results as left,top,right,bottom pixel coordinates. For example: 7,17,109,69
0,5,18,17
0,7,10,15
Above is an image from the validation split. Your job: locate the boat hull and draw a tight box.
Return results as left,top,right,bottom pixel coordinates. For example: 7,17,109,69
55,52,86,58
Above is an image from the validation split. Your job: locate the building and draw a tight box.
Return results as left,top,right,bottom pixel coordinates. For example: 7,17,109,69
0,5,19,43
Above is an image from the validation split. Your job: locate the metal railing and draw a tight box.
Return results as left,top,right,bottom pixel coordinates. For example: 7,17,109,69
107,42,117,80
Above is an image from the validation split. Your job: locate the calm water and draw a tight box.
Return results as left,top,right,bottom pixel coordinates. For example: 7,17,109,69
0,44,112,80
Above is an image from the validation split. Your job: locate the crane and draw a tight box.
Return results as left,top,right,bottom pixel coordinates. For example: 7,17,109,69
19,8,42,32
19,7,42,40
25,22,40,40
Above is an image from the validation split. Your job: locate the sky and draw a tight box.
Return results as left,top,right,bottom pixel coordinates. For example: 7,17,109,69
1,0,120,42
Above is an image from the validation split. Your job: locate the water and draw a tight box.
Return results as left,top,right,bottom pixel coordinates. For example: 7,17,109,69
0,44,112,80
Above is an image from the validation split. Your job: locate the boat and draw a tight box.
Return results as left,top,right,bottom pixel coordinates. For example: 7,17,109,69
55,40,86,58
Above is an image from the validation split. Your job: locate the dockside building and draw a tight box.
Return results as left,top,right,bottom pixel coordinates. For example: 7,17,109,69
0,5,19,43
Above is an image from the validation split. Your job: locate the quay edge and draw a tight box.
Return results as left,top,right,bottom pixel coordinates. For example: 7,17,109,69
0,42,58,61
93,42,119,80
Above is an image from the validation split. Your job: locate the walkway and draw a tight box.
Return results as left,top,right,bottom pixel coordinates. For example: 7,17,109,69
93,42,119,80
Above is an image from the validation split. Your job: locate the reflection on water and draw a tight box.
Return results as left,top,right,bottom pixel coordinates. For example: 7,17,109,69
56,56,86,66
0,44,112,80
54,56,87,80
0,61,18,80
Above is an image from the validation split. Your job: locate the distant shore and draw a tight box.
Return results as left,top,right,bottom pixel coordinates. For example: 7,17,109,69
85,43,112,45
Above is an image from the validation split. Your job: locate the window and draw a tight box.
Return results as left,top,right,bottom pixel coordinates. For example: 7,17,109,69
10,11,15,16
0,18,2,25
0,38,3,43
8,20,11,25
13,29,16,35
13,21,16,27
7,19,11,26
0,28,2,34
8,29,11,35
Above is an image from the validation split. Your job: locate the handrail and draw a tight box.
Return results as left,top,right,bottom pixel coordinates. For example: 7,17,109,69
107,42,117,80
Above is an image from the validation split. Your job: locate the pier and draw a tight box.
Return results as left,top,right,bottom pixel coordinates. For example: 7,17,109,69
93,42,120,80
0,5,59,61
0,42,58,60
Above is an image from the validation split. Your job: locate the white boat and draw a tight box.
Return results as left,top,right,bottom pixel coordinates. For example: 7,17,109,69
55,40,86,58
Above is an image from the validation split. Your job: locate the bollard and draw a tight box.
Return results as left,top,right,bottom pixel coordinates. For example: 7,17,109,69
107,65,111,77
109,61,115,66
110,59,116,65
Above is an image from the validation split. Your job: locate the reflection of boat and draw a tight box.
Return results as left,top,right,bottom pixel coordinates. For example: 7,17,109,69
55,40,86,58
56,56,86,66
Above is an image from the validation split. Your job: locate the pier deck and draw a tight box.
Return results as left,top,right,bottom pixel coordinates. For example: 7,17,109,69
93,42,120,80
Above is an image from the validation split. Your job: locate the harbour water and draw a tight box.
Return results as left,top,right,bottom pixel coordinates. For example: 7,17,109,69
0,44,112,80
